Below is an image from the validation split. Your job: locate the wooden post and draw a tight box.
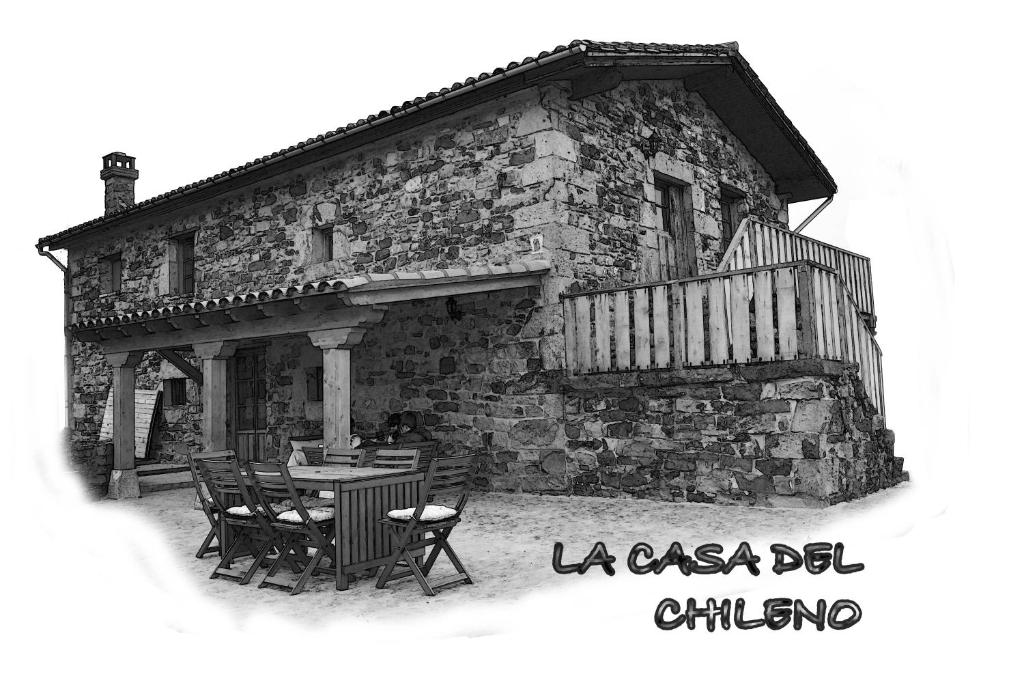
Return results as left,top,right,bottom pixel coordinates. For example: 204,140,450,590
106,350,144,499
193,341,238,452
796,264,817,358
309,328,368,449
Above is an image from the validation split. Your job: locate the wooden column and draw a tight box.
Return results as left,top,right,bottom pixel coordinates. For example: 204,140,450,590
309,328,367,449
106,350,144,499
193,341,238,452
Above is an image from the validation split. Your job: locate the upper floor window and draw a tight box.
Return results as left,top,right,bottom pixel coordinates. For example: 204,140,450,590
719,186,747,250
100,253,122,294
652,175,697,279
312,226,334,263
169,232,196,294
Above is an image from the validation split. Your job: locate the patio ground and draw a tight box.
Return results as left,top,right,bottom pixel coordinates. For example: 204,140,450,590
103,483,913,623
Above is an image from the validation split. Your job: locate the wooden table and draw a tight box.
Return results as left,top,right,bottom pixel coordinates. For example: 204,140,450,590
287,466,424,590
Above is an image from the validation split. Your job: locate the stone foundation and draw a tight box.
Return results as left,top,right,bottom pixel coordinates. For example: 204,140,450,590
553,359,903,507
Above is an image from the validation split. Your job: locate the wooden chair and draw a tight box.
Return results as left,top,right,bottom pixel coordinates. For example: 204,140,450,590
186,450,235,558
247,462,337,596
301,445,326,466
324,447,365,467
197,457,282,585
375,455,474,596
371,448,420,470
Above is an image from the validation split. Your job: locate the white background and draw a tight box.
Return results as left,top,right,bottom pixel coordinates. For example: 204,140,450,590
1,0,1020,679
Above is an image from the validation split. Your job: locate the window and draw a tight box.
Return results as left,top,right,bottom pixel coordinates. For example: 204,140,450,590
720,186,747,249
169,232,196,294
312,226,334,263
164,378,187,406
100,253,122,294
653,175,697,278
306,366,324,401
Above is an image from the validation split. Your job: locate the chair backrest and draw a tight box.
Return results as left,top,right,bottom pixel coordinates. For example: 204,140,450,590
371,448,419,470
246,462,317,527
186,450,235,515
324,448,365,467
421,454,474,514
301,445,326,466
197,456,259,515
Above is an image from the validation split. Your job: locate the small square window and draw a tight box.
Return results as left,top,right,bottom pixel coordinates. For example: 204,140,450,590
312,226,334,263
306,366,324,401
164,378,187,406
720,186,747,248
101,253,122,294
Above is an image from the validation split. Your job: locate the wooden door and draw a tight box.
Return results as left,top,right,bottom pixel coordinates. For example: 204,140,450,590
233,348,269,462
650,179,697,282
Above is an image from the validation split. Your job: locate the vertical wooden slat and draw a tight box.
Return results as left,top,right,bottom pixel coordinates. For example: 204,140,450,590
812,268,827,357
753,223,765,266
730,274,751,363
633,287,652,370
574,296,592,374
672,283,687,368
753,269,774,360
685,280,706,365
652,285,671,367
614,290,631,371
708,279,729,363
593,293,611,372
777,267,797,358
563,299,577,375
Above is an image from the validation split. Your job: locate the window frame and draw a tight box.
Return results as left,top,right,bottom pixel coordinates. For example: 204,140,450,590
652,173,697,278
306,366,324,402
164,377,187,406
100,252,123,294
169,231,197,295
719,185,747,250
312,225,334,263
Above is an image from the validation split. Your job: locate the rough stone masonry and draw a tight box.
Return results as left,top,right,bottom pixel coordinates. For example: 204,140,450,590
57,69,902,505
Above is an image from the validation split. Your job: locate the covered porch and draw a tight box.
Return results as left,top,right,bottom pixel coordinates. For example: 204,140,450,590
71,261,549,498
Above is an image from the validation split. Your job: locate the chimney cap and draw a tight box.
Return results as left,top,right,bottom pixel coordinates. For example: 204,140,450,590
100,151,138,180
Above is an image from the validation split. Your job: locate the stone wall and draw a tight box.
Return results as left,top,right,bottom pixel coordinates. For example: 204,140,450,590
540,80,787,293
551,359,903,507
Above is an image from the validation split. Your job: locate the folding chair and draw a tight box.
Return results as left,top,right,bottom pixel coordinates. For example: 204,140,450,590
198,458,286,585
323,447,365,467
248,462,337,596
301,445,326,466
371,448,419,470
186,450,235,558
376,455,474,596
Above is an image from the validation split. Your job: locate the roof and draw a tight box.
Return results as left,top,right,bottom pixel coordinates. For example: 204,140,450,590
38,40,835,249
70,258,550,334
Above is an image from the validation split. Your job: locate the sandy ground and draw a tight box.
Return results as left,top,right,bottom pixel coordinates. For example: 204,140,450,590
104,484,911,623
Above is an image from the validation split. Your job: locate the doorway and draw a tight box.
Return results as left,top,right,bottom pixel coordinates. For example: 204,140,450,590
232,347,269,462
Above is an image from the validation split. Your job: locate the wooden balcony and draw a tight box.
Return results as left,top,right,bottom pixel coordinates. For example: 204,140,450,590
562,260,885,419
719,218,876,329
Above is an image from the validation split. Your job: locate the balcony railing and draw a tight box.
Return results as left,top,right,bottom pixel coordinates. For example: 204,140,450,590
562,261,885,418
719,217,876,327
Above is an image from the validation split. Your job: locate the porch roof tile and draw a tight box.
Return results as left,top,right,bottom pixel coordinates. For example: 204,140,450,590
69,258,550,332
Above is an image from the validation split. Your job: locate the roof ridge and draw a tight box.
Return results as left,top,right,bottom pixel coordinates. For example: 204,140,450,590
38,39,829,248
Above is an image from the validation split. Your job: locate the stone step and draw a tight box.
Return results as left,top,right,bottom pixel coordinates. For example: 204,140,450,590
140,470,194,493
137,462,190,477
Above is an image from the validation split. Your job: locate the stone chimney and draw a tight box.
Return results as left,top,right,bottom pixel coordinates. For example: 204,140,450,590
100,152,139,215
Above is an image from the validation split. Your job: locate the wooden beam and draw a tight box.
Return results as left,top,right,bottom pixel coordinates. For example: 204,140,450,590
99,306,385,353
156,349,203,385
341,274,543,305
258,300,303,318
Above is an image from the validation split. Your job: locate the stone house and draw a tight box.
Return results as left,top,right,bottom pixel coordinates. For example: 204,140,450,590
36,40,903,506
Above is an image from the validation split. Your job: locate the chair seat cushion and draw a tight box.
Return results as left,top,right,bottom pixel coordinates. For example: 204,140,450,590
224,502,292,517
277,507,335,524
387,505,458,522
